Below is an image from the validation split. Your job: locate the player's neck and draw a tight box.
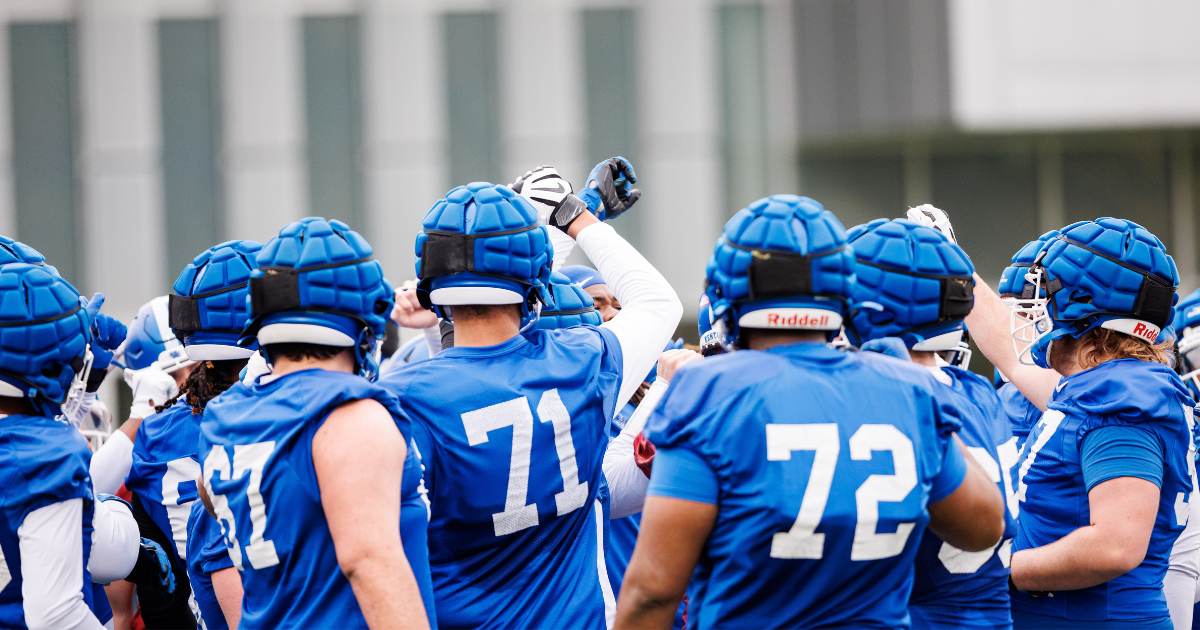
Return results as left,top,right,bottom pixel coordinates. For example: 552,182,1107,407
908,350,938,367
744,329,827,351
0,396,35,415
272,351,355,377
451,307,522,348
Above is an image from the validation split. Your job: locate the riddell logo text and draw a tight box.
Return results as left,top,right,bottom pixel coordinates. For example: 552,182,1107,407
766,312,829,328
1130,322,1159,341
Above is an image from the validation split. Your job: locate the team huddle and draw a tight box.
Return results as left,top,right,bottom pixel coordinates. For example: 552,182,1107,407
1,155,1199,630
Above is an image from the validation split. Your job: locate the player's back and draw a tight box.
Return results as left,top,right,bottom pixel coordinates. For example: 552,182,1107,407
126,400,201,559
644,343,963,629
381,325,621,630
199,369,434,630
0,414,97,627
909,366,1018,629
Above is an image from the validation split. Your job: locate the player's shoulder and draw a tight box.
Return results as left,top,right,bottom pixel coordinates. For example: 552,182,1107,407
1,415,90,495
856,350,943,393
669,349,789,406
1061,358,1191,423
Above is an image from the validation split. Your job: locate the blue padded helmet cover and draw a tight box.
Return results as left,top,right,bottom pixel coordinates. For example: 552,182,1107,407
415,182,553,323
846,219,974,347
172,240,262,348
532,272,602,331
245,218,394,341
1174,287,1200,335
998,229,1065,298
704,194,855,340
1038,217,1178,341
0,263,91,405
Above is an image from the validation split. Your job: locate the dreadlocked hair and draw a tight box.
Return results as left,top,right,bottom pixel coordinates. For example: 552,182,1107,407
153,359,244,415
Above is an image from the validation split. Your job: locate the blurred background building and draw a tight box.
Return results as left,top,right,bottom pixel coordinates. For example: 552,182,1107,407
1,0,1198,401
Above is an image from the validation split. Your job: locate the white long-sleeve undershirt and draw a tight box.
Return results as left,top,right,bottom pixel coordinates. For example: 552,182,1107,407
604,377,670,519
88,496,140,584
19,499,105,630
89,430,133,496
578,222,683,412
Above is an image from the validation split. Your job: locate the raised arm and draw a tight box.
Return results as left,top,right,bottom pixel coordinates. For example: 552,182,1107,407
568,212,684,410
965,273,1061,410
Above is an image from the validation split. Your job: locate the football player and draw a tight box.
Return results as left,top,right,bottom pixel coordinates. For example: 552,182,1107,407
615,195,1004,629
124,240,263,629
0,262,123,629
993,232,1059,449
946,212,1192,629
1166,288,1200,630
845,217,1018,629
381,159,681,629
198,218,432,629
89,296,197,499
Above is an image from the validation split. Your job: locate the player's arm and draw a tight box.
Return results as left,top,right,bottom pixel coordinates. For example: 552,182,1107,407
614,495,716,630
313,398,430,630
88,494,140,583
568,212,684,410
965,273,1060,411
927,435,1007,552
1011,425,1162,591
604,350,702,519
212,566,243,629
18,498,106,630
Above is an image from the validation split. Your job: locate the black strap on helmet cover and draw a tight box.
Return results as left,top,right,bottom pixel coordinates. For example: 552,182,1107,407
1040,235,1175,329
854,258,974,323
248,257,372,320
0,302,82,328
542,305,597,317
725,240,847,301
419,224,540,280
168,283,248,335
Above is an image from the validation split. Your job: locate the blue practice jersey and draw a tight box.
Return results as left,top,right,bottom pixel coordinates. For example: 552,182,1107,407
909,366,1018,630
381,327,622,630
187,499,234,630
644,343,966,630
126,400,202,561
999,382,1042,450
0,414,97,628
199,369,435,630
1013,359,1194,621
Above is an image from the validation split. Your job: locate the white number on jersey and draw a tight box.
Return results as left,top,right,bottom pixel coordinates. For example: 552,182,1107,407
461,389,589,537
1017,410,1065,502
202,441,280,570
1176,404,1198,526
768,423,919,561
161,457,201,558
0,543,9,592
937,445,1011,573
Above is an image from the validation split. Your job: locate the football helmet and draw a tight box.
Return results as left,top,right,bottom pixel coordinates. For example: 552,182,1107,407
170,240,263,361
704,194,856,347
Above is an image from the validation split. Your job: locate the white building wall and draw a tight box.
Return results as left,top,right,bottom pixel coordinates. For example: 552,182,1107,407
77,0,164,322
361,0,447,285
949,0,1200,130
638,0,722,317
221,0,307,244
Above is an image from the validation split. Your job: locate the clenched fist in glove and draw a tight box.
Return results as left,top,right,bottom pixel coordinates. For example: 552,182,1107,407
84,293,128,392
511,165,589,232
578,157,641,221
906,204,957,244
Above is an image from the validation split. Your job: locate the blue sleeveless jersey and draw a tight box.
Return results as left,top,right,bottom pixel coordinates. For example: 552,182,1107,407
1012,359,1194,621
999,382,1042,449
643,343,966,630
380,327,622,630
909,366,1017,630
126,400,202,560
0,414,97,628
199,369,435,630
187,499,234,630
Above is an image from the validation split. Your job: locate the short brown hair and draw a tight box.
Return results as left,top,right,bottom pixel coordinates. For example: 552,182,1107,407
449,304,522,321
1073,327,1173,370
